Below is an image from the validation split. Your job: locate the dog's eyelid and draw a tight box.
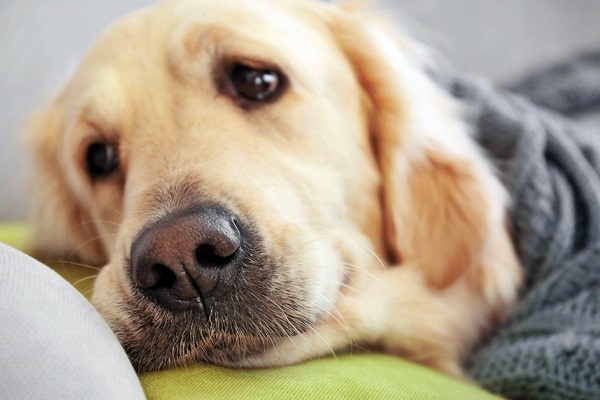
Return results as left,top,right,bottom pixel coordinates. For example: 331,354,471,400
224,54,273,69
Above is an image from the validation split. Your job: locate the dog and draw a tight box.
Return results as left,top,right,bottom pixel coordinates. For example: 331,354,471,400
26,0,522,377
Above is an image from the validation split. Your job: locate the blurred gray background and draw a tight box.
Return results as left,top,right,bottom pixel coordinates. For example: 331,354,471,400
1,0,600,221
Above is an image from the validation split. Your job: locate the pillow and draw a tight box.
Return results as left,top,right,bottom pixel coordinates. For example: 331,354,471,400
0,241,145,399
0,224,501,399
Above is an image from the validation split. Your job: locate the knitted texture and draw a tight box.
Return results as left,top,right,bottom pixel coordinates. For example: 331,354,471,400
510,51,600,115
433,52,600,400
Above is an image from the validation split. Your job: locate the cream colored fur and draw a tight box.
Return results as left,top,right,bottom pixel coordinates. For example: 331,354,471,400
27,0,522,376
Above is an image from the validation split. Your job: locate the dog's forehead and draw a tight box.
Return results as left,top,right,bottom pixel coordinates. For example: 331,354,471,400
162,0,316,29
163,0,333,75
62,0,360,154
72,0,339,103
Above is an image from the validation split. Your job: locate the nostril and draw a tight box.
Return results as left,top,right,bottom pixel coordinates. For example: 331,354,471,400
194,216,241,269
135,263,177,290
152,264,177,289
195,244,234,268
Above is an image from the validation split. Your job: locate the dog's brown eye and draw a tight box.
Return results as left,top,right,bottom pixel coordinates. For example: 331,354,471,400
86,142,119,179
229,64,283,102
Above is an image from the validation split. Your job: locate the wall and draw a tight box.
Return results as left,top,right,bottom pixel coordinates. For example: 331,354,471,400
1,0,599,220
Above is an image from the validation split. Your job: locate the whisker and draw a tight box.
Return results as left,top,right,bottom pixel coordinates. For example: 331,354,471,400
71,274,99,288
353,243,388,272
292,234,389,286
339,262,396,293
108,205,123,218
75,219,121,228
249,291,310,350
336,280,361,294
305,324,337,360
315,293,354,343
48,261,103,272
66,231,120,261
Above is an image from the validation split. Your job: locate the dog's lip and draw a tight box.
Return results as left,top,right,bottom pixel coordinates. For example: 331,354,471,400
142,288,207,312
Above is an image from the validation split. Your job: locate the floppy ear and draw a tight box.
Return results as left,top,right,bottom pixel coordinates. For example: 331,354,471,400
26,95,106,265
328,7,507,289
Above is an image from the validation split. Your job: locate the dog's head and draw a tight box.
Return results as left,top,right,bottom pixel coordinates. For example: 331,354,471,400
27,0,514,372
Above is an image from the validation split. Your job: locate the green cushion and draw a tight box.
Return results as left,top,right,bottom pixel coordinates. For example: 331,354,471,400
0,223,502,399
140,354,503,399
0,223,30,249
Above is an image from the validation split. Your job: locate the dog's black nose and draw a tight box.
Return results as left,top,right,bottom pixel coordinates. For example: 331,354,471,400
130,206,242,312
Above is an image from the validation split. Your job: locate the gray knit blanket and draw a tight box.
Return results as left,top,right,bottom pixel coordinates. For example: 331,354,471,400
434,52,600,400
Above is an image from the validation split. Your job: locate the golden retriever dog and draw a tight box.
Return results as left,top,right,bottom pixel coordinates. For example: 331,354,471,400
27,0,522,377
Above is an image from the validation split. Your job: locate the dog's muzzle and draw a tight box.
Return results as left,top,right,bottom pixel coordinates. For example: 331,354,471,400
130,205,244,314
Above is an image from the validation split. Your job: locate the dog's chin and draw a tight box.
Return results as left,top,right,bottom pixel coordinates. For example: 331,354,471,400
122,328,281,372
104,288,322,372
121,323,313,372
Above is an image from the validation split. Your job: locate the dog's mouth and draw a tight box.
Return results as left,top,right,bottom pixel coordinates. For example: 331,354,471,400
100,204,326,372
116,297,313,372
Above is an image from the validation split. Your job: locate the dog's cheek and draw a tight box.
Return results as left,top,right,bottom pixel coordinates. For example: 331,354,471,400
299,231,378,321
305,240,346,315
91,262,132,328
91,266,116,319
94,185,125,244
